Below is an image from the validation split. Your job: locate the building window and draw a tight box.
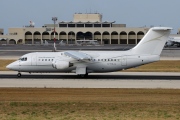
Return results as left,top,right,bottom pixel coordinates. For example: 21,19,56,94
85,24,93,27
102,24,110,27
59,24,67,27
94,24,101,27
77,24,84,27
68,24,75,27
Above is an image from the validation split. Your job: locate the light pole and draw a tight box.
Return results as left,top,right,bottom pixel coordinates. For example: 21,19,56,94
52,17,58,51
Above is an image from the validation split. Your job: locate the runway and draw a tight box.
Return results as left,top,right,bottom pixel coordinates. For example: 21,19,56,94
0,71,180,89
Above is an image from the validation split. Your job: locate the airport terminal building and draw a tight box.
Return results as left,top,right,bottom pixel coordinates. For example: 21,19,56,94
1,13,152,45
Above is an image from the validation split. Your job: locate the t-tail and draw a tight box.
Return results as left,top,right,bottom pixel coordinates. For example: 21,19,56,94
131,27,172,55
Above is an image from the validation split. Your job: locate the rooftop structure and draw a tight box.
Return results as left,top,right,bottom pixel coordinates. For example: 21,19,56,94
45,13,125,28
73,13,102,22
0,29,4,35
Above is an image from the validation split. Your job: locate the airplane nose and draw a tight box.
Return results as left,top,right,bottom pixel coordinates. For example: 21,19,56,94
6,61,19,70
6,64,13,70
6,61,19,71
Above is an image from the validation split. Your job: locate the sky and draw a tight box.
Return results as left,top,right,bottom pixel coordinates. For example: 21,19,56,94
0,0,180,34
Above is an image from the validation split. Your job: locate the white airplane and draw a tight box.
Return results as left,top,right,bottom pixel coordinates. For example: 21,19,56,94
165,37,180,47
6,27,172,77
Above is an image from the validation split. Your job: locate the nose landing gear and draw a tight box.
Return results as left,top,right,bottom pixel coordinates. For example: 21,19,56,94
17,72,21,77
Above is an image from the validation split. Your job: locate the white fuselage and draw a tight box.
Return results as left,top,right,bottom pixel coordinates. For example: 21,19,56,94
8,50,159,73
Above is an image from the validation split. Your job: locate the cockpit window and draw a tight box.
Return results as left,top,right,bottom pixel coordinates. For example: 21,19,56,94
19,57,27,61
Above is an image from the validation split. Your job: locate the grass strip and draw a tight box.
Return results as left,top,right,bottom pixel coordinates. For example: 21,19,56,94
0,88,179,120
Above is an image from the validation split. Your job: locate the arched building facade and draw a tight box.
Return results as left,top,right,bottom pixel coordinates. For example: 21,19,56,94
6,25,147,45
0,26,148,45
0,14,149,45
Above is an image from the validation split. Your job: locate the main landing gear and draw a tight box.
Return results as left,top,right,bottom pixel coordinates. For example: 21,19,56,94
78,73,88,78
17,72,21,77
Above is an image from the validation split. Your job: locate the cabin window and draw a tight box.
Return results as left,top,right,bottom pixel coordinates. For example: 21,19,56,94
19,57,27,61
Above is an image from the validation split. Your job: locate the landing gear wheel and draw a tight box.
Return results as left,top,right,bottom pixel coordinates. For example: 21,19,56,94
17,73,21,77
78,73,88,78
85,73,88,77
80,74,85,78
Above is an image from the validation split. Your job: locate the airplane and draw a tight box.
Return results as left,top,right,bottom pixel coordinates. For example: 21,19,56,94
6,27,172,77
165,37,180,47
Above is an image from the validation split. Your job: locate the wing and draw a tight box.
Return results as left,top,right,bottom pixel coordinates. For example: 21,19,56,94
64,51,92,62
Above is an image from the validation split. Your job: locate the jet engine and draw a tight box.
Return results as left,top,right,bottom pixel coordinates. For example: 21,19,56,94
52,60,73,69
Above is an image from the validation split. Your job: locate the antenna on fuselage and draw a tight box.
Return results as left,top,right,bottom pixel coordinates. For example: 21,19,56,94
52,17,58,52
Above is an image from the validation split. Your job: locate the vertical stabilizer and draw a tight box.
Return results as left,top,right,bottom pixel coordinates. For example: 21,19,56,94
131,27,172,55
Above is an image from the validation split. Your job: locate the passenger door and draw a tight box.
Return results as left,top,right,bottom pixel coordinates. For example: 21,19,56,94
121,56,127,66
18,59,21,71
31,55,37,65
